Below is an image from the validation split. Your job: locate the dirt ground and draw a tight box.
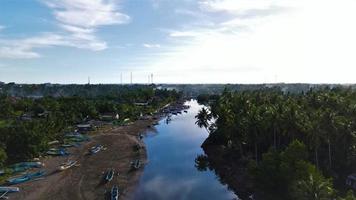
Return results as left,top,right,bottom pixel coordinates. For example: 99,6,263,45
9,119,156,200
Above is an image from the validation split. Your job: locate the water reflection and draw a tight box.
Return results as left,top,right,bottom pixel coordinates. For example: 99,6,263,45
132,100,238,200
195,154,210,172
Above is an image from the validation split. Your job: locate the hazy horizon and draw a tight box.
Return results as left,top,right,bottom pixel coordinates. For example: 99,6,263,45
1,0,355,84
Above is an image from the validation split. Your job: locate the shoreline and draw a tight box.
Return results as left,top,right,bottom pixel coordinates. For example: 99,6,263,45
201,141,253,200
9,118,157,200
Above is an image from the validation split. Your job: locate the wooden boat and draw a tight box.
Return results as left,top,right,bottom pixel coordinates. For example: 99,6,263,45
0,187,19,199
184,110,188,113
59,160,77,171
89,145,103,154
7,170,46,185
47,148,68,156
105,169,114,182
111,185,119,200
130,160,141,170
0,187,19,193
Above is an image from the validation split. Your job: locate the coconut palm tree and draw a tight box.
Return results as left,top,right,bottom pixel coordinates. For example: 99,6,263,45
195,107,212,133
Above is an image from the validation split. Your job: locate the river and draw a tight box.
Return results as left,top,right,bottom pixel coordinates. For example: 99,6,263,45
132,100,238,200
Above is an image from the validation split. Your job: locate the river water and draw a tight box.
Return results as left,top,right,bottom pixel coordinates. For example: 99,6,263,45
132,100,238,200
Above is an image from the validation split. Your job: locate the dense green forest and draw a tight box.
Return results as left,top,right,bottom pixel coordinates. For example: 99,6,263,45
196,88,356,199
0,85,180,167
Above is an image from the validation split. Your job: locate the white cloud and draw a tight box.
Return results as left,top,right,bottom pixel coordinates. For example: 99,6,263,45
42,0,130,28
147,0,356,83
0,33,106,59
143,43,161,48
41,0,130,50
0,0,130,59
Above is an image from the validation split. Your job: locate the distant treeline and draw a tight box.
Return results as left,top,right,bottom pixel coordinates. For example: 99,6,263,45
196,87,356,200
160,83,356,97
0,85,181,166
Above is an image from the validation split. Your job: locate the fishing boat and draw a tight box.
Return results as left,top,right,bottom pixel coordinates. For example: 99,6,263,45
105,169,114,182
7,170,46,185
89,145,103,154
59,160,77,171
111,185,119,200
46,148,68,156
0,187,19,193
10,162,43,173
0,187,19,199
138,134,143,140
130,160,141,170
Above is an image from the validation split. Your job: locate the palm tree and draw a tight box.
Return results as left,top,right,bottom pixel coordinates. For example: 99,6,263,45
195,107,212,133
294,173,334,200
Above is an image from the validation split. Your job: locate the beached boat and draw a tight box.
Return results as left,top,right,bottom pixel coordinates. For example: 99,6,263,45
130,160,141,170
59,160,77,171
0,187,19,199
7,170,46,185
0,187,19,193
89,145,103,154
105,169,114,182
46,148,68,156
111,185,119,200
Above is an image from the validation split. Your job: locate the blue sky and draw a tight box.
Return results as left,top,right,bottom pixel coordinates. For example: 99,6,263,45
0,0,355,84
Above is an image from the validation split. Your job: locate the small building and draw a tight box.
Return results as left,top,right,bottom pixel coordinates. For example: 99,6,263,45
100,113,119,121
20,113,34,121
76,124,93,132
134,102,149,106
346,174,356,189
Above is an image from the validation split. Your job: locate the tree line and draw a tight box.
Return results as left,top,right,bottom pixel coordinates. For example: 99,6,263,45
0,86,180,166
196,88,356,199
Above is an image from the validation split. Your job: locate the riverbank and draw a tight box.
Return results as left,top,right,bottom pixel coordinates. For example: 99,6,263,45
201,141,253,200
9,118,156,200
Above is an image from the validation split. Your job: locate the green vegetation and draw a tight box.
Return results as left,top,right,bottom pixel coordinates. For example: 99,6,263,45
0,85,180,166
196,88,356,199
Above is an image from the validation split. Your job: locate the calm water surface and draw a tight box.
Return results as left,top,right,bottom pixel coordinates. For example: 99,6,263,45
132,100,238,200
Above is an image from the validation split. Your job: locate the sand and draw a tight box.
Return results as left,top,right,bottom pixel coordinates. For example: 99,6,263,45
9,119,156,200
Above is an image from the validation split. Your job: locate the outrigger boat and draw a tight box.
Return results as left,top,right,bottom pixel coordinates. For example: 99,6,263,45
130,160,141,170
10,162,43,173
7,170,46,185
111,185,119,200
89,145,103,154
46,148,68,156
59,160,77,171
0,187,19,199
105,169,114,182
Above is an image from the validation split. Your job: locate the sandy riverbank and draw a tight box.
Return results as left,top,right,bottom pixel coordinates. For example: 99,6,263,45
10,119,157,200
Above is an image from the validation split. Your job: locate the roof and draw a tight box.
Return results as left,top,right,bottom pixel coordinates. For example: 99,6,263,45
347,174,356,180
76,124,92,128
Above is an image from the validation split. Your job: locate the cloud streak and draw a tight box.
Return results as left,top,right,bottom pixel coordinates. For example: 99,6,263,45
0,0,130,59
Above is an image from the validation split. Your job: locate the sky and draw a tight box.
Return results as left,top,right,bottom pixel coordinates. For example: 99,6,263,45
0,0,355,84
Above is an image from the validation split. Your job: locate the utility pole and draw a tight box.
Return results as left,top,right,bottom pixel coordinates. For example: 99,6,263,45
151,73,153,84
88,76,90,85
120,73,122,85
130,72,133,85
